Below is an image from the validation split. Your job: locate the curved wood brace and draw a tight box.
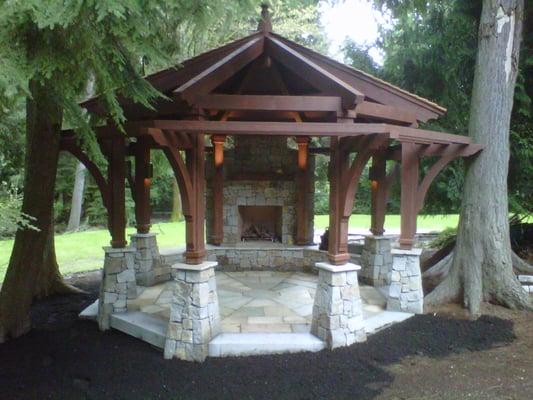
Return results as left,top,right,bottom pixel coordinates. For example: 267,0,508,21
415,144,466,212
341,135,388,217
60,141,111,212
149,129,194,215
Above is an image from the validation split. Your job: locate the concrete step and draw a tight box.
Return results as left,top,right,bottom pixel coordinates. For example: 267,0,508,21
209,333,325,357
364,311,413,335
79,300,99,321
110,311,167,349
518,275,533,284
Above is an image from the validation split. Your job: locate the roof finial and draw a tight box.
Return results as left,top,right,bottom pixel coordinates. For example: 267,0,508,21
258,3,272,33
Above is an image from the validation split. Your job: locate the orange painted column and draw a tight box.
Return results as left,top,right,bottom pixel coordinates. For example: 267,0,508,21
296,136,310,245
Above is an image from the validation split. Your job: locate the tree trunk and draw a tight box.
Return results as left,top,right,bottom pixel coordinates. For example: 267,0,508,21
425,0,531,315
66,161,86,232
0,80,78,342
170,178,183,222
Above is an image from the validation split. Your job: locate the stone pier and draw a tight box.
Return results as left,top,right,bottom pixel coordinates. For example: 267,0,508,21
97,247,137,330
360,236,392,286
311,262,366,349
164,261,221,362
130,233,171,286
387,248,424,314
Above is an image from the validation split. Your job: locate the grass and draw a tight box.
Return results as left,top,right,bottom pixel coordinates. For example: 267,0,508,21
0,214,458,283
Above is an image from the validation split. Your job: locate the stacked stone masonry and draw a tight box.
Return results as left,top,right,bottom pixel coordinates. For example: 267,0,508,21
97,247,137,330
130,233,171,286
387,248,424,314
164,262,221,362
360,236,393,286
206,136,315,246
311,263,367,348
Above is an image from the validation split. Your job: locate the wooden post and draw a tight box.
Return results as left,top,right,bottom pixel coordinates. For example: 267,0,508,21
399,142,420,249
109,135,127,248
211,134,225,245
134,135,151,234
296,136,310,245
184,131,207,264
369,155,387,236
327,136,350,264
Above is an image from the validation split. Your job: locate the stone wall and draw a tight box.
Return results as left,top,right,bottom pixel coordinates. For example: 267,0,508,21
162,246,361,273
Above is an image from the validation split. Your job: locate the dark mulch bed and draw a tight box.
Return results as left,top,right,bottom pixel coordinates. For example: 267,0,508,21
0,274,517,400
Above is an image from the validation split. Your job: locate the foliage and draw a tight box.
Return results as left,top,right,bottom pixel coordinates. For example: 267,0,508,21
0,182,38,238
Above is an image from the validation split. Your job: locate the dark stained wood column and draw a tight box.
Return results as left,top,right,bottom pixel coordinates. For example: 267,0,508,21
399,142,421,249
134,135,151,234
184,131,207,264
327,136,350,265
369,155,387,236
108,135,127,248
296,136,310,245
211,134,226,245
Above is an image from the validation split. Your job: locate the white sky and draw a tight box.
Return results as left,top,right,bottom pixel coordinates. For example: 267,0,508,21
319,0,390,64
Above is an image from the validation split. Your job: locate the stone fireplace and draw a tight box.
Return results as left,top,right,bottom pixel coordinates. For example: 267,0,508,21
206,135,315,246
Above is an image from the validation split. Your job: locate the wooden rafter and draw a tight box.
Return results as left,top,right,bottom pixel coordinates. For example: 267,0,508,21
174,36,265,102
265,36,364,109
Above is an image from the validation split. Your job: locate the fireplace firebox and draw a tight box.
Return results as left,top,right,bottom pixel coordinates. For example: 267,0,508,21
239,206,282,242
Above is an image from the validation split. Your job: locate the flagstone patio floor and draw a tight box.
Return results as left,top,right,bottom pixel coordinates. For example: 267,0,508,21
127,271,388,334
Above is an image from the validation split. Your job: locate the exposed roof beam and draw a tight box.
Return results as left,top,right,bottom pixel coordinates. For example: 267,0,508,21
174,36,264,102
264,36,364,109
125,120,478,146
356,101,417,126
190,94,342,112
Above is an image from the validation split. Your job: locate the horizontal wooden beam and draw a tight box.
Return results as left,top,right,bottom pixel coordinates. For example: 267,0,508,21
125,120,477,146
356,101,417,125
190,94,342,112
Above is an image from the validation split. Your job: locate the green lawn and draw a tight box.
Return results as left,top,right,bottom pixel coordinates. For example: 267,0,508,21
0,214,458,283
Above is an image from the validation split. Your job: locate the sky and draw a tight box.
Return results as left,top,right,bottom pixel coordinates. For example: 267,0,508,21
319,0,390,64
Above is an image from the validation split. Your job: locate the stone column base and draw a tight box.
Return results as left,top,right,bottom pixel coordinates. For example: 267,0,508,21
164,261,220,362
387,248,424,314
311,262,366,349
130,233,171,286
97,247,137,330
360,236,392,286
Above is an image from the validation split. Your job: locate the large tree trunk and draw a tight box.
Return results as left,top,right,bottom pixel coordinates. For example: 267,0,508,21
170,177,183,222
425,0,531,315
66,161,86,232
0,80,78,342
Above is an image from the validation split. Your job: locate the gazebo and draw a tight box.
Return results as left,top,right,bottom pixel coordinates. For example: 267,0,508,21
68,6,482,361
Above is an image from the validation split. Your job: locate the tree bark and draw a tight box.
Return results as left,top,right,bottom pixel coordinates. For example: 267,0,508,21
0,80,78,342
425,0,531,315
66,161,86,232
170,178,183,222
